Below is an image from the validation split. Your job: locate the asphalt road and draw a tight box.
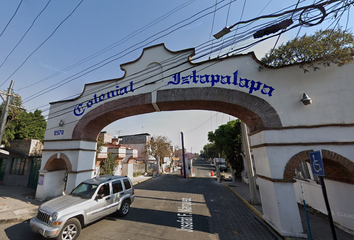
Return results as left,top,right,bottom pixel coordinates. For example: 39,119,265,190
1,159,280,240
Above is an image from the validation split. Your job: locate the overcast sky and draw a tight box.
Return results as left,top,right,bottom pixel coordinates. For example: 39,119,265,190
0,0,352,153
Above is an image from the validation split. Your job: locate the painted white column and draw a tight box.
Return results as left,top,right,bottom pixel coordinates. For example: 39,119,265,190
251,135,306,238
65,143,96,193
35,170,66,200
258,178,306,238
122,163,134,178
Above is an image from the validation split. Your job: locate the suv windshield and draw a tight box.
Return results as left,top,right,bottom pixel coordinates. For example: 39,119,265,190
70,182,98,199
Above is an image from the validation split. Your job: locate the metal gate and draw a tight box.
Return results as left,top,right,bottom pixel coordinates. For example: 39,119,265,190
28,158,41,189
0,158,7,181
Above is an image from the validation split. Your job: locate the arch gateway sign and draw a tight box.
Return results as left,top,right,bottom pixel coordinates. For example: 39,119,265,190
37,44,354,237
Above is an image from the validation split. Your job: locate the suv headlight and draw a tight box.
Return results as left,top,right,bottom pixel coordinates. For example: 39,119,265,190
34,208,39,217
50,212,58,222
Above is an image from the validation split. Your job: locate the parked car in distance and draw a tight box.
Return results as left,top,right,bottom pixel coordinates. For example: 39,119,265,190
30,175,134,240
219,164,227,172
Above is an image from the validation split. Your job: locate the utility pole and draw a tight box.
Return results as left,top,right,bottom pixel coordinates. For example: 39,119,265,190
241,121,260,204
181,132,186,178
0,80,15,147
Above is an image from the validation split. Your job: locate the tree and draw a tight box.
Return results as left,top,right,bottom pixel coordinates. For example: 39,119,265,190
100,153,118,175
173,146,183,160
0,92,47,146
13,110,47,141
200,143,218,159
208,119,243,178
144,135,172,173
95,136,104,163
260,28,354,72
0,92,23,145
0,92,46,146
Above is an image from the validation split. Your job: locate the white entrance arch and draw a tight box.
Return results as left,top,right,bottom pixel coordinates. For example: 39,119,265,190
36,44,354,237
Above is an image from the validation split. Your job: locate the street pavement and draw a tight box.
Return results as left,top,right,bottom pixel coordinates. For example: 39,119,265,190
0,158,353,240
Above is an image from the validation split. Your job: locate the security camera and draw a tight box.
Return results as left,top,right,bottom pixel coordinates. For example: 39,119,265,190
301,93,312,105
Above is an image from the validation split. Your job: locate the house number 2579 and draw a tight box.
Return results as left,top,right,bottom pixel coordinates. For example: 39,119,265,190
54,130,64,136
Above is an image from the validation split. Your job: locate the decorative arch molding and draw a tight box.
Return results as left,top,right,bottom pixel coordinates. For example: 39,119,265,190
126,156,135,164
44,153,73,172
72,87,282,141
284,149,354,183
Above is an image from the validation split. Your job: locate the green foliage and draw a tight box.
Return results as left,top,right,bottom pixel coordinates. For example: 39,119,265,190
207,119,243,178
0,93,23,145
100,153,118,175
200,143,218,159
0,92,46,146
144,135,172,166
260,28,354,72
95,136,104,163
13,110,47,141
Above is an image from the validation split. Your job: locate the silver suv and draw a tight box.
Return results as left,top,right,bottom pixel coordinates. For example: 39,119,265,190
30,175,134,240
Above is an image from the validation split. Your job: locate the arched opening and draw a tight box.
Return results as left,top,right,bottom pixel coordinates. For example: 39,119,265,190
44,158,67,171
284,149,354,183
44,153,72,196
72,88,282,141
284,150,354,233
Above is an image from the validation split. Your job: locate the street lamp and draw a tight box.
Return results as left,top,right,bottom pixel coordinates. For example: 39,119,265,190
213,19,293,40
213,27,231,39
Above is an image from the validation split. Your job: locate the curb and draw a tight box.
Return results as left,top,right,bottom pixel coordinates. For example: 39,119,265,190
133,177,152,186
222,182,291,240
222,182,263,219
0,217,32,225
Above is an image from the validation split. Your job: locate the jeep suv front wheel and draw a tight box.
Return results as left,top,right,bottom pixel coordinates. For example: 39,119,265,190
56,218,81,240
117,200,130,217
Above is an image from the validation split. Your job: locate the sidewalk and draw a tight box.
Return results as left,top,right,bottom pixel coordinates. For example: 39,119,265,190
0,175,152,225
222,179,354,240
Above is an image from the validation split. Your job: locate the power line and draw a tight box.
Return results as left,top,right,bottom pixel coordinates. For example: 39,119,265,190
22,0,235,104
0,0,52,70
271,0,301,50
21,0,296,106
0,0,85,88
209,0,218,39
23,0,352,117
228,0,247,53
17,0,196,91
185,113,219,134
38,11,349,129
20,0,230,99
43,51,226,127
0,0,24,38
217,0,236,56
31,2,349,121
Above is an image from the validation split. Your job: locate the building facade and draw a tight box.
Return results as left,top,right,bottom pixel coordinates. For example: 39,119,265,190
0,139,42,189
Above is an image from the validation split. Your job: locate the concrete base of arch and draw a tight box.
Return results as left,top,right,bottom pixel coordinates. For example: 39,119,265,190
35,170,67,200
35,140,97,200
250,137,307,237
257,177,307,238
